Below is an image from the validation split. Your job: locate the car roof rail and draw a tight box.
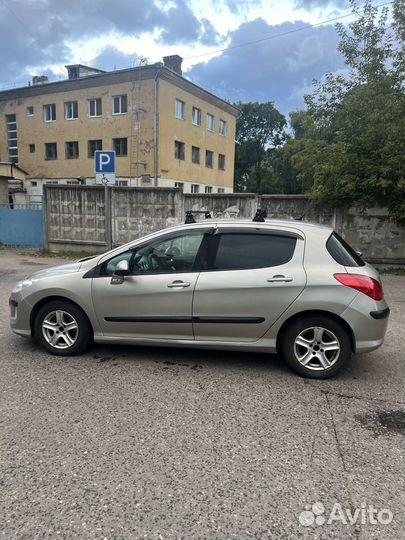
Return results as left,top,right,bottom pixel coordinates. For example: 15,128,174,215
184,210,212,223
252,208,267,222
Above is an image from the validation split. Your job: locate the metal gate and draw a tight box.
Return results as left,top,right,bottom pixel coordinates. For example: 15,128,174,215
0,200,45,248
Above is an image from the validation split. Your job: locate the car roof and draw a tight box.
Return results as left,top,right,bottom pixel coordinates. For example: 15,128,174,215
183,218,334,232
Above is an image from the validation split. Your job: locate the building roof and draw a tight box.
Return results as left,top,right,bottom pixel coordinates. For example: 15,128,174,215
0,64,240,117
0,162,28,179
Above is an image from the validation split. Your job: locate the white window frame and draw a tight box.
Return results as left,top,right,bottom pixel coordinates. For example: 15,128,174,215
192,106,201,126
112,95,128,115
207,113,215,132
191,184,200,194
88,98,102,117
43,104,56,123
26,106,34,117
64,101,78,120
205,186,212,194
218,153,226,170
175,99,185,120
219,119,228,136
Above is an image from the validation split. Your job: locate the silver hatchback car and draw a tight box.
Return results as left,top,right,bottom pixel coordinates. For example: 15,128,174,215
9,218,389,378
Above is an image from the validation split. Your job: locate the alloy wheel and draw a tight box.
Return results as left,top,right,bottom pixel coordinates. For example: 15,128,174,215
294,326,340,371
42,310,79,350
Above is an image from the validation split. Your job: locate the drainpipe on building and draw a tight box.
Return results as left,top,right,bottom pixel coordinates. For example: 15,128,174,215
153,65,162,187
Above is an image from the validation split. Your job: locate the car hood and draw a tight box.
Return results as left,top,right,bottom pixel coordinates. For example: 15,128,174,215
26,261,84,280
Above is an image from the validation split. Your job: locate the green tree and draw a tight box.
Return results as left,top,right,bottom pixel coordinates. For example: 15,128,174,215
234,101,286,193
291,0,405,223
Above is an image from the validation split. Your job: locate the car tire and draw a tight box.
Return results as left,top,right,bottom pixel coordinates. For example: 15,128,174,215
280,315,351,379
34,300,92,356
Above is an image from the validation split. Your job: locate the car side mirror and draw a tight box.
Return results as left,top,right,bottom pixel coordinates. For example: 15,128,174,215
110,259,129,285
356,251,363,258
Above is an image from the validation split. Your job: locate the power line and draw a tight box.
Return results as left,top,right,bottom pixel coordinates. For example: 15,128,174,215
183,0,395,61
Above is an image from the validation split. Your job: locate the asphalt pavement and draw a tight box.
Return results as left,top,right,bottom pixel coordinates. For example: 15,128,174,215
0,250,404,540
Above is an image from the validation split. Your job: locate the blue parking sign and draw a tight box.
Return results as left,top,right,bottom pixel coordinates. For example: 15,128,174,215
95,151,116,173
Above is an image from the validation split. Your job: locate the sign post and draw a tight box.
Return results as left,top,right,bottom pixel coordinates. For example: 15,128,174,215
95,151,116,251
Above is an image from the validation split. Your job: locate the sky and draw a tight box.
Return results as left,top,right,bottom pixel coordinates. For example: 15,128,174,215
0,0,392,117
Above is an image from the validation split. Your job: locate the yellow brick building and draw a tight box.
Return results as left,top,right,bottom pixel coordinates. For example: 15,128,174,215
0,57,239,194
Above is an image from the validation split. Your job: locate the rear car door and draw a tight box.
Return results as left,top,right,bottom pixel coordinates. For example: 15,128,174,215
91,228,211,340
192,226,307,342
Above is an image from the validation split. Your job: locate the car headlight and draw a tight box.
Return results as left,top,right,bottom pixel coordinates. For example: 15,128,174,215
13,279,33,292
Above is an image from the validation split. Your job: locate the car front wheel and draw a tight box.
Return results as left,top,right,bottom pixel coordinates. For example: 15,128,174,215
34,300,92,356
280,315,351,379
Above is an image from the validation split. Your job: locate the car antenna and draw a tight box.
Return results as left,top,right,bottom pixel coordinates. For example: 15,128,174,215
253,208,266,222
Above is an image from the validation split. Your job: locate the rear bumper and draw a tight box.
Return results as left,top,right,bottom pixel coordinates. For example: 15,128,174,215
341,298,389,354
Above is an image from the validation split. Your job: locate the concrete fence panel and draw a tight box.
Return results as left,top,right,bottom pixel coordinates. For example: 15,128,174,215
44,186,405,265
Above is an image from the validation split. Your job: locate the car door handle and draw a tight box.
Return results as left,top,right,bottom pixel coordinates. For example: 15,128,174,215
167,281,191,288
267,275,293,283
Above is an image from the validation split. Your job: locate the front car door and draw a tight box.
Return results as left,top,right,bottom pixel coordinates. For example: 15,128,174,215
91,228,211,340
192,225,307,342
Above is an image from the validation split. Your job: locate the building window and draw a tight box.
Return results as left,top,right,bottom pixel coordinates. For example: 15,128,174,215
31,181,37,187
191,184,200,194
26,106,34,116
43,104,56,122
46,181,58,185
174,182,184,189
192,106,201,126
29,143,35,153
175,99,185,120
191,146,200,164
89,98,102,117
174,140,185,160
218,154,226,170
112,95,128,115
88,139,102,158
205,150,213,168
218,188,225,193
65,141,79,159
65,101,78,120
117,180,129,187
45,142,57,160
207,113,215,132
113,137,128,156
219,119,228,136
6,114,18,164
205,186,212,194
67,180,79,185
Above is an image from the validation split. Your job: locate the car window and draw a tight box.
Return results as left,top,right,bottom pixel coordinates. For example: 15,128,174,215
326,232,365,267
211,232,297,270
100,231,206,275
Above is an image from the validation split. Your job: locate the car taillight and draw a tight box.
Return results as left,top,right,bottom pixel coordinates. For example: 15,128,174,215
334,273,384,301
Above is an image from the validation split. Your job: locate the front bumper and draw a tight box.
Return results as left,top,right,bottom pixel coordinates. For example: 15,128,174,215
9,293,32,337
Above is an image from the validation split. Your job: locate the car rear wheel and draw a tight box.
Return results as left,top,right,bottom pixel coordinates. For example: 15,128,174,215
280,315,351,379
34,300,92,356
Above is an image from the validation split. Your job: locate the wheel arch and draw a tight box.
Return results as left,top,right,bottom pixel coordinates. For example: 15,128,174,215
30,296,94,338
276,310,356,353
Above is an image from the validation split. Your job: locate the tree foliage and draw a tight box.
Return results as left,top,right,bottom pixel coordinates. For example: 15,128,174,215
234,101,286,193
290,0,405,223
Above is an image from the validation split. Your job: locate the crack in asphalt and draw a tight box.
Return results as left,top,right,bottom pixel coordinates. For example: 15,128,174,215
305,383,404,406
323,391,362,540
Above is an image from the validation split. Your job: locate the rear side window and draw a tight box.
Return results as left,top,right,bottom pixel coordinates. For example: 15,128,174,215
326,232,365,267
212,233,297,270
